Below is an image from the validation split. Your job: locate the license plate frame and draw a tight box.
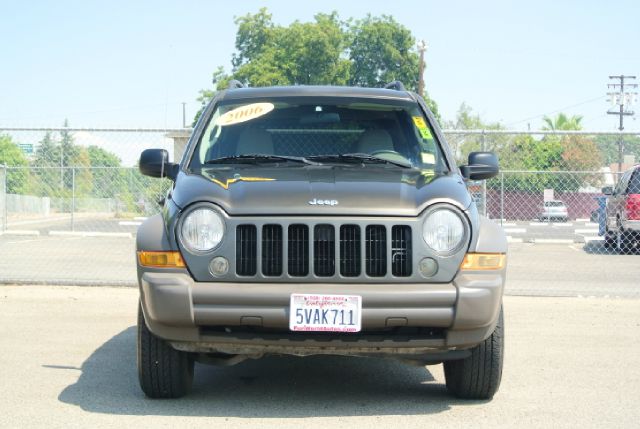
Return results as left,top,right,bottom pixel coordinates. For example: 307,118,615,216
289,293,362,333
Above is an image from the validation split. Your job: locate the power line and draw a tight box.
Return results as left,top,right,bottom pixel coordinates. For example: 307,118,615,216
505,95,606,127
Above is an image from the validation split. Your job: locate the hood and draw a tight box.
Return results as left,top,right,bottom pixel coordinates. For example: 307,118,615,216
171,165,472,217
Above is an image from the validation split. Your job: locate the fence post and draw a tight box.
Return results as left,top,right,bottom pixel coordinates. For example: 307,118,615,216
71,168,75,231
500,171,505,225
1,165,6,232
481,130,487,216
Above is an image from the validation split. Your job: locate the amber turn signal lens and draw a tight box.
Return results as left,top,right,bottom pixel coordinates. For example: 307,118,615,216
138,251,185,268
460,253,506,271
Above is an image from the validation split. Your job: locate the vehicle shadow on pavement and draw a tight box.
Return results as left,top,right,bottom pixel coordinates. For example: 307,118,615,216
582,241,640,255
58,327,480,417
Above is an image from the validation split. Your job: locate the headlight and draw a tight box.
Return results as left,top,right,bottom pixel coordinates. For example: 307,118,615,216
180,207,224,252
423,208,466,253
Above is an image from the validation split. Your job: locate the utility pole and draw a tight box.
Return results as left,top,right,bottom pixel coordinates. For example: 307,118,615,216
182,102,187,128
607,75,637,174
417,40,428,96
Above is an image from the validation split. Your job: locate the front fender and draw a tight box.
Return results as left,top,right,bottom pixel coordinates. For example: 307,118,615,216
136,214,174,252
470,216,508,253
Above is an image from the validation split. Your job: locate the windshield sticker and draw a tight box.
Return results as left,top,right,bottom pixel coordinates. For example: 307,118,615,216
412,116,433,139
216,103,275,126
421,153,435,164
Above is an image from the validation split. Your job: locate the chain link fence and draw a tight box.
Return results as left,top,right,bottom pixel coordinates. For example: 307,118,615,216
0,127,638,296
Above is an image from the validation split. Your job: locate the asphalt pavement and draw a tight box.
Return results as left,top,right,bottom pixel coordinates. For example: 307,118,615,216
0,286,638,428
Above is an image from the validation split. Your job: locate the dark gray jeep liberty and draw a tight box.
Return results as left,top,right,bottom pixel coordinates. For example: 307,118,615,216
136,81,506,400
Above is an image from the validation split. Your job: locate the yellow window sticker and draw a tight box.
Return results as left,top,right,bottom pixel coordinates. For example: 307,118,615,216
412,116,433,139
216,102,275,126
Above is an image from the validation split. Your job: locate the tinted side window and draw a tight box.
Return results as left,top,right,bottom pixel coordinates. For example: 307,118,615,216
628,170,640,194
615,171,631,194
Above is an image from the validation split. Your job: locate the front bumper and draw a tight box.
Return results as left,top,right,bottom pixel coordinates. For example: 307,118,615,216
139,267,505,357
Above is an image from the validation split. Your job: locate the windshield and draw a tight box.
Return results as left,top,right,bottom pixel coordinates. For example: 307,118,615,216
189,97,448,172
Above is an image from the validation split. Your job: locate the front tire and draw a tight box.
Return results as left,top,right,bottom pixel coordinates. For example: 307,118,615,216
137,303,194,398
444,307,504,400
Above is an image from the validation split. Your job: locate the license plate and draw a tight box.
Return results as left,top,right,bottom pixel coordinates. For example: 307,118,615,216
289,294,362,332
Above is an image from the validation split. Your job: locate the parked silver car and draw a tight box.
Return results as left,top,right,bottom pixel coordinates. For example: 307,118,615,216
539,200,568,222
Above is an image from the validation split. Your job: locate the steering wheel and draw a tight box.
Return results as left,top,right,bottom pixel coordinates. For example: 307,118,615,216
370,149,410,163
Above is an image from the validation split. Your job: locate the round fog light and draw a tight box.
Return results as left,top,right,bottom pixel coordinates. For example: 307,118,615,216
419,257,438,277
209,257,229,276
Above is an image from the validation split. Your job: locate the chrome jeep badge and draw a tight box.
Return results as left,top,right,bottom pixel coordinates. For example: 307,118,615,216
308,198,339,206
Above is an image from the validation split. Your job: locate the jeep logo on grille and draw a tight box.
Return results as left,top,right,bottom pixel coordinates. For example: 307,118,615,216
308,198,338,206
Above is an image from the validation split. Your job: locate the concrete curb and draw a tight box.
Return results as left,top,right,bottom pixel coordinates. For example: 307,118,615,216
507,237,605,244
48,231,133,238
118,221,142,226
0,279,137,287
0,230,40,236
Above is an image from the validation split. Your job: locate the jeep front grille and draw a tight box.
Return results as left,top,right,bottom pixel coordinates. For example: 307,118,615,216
235,223,412,279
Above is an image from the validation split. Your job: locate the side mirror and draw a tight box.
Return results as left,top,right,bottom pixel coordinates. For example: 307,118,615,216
139,149,178,180
459,151,499,180
602,186,613,196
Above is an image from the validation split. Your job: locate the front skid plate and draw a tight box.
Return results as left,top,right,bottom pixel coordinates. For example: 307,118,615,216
169,340,470,359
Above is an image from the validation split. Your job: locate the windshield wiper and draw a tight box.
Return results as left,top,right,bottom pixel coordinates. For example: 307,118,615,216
307,153,413,168
204,154,320,166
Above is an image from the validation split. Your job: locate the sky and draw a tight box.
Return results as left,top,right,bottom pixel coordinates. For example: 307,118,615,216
2,0,640,133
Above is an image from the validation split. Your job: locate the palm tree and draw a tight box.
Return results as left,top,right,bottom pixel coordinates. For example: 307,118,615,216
541,113,583,131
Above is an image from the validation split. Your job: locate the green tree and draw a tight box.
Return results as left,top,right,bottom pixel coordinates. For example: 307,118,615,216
194,9,441,124
31,121,93,198
445,103,509,163
0,134,31,194
230,10,350,87
32,132,62,197
347,15,418,88
594,135,640,166
87,145,127,198
347,14,441,123
541,113,583,131
540,113,601,171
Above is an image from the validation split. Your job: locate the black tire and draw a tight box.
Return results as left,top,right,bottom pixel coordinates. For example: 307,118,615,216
604,228,615,249
444,307,504,400
617,231,634,254
137,303,194,398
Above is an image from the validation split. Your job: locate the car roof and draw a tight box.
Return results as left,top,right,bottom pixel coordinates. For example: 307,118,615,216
220,85,416,102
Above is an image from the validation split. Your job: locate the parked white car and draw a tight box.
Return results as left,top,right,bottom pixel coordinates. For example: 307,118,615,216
539,200,568,222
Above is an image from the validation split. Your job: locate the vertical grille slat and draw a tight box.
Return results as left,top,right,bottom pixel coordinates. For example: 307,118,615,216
365,225,387,277
236,225,257,276
314,225,335,276
262,225,283,276
392,225,412,277
288,224,309,276
340,225,361,277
